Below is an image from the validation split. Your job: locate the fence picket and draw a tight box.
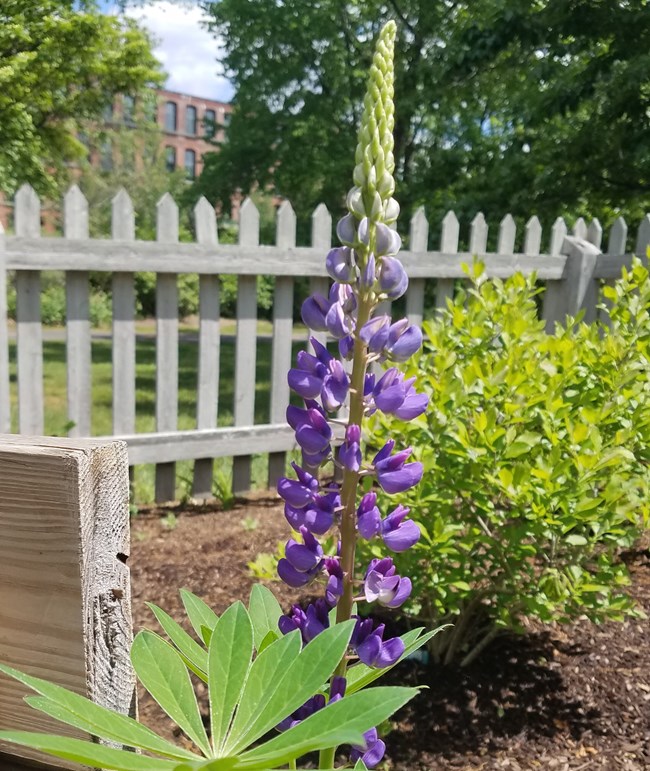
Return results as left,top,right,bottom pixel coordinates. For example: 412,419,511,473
549,216,568,256
0,222,9,432
573,217,587,240
309,203,331,347
635,214,650,258
64,185,91,437
469,212,488,255
111,189,136,439
437,211,458,309
498,213,517,255
155,193,179,502
524,216,542,256
233,197,259,493
600,216,629,326
268,201,296,487
543,216,568,329
193,197,220,499
15,184,43,435
587,218,603,249
406,207,428,326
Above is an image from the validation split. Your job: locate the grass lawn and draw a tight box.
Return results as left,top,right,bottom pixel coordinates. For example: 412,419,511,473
8,331,305,503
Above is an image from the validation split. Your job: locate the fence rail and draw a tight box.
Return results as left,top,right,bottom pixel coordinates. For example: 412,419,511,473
1,183,649,502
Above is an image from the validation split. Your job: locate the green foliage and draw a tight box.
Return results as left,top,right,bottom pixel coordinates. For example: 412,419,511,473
197,0,650,235
0,586,424,769
364,261,650,666
0,0,162,195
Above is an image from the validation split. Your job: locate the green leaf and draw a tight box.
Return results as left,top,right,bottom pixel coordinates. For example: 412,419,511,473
0,664,198,761
237,686,419,768
354,761,369,771
209,601,253,754
566,533,588,546
180,588,220,645
257,629,279,653
225,621,355,754
248,585,283,651
147,602,209,680
346,626,444,694
0,731,178,770
131,631,212,757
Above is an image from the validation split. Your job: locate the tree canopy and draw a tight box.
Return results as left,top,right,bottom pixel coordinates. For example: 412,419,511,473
196,0,650,240
0,0,162,195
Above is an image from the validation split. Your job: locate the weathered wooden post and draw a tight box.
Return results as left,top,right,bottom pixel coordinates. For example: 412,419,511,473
0,435,134,769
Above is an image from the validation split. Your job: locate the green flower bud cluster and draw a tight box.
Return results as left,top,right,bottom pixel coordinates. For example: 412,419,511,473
347,20,399,225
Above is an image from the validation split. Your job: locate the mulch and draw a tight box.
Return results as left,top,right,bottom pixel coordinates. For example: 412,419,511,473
129,495,650,771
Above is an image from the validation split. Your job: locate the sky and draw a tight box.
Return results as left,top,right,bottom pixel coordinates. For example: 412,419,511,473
103,1,234,102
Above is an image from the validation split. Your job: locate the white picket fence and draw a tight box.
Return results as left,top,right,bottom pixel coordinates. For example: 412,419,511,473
0,183,649,502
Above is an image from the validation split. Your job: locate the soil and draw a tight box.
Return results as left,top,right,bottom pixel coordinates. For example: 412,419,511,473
130,495,650,771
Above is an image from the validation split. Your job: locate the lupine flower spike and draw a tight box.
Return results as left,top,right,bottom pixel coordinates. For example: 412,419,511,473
276,20,428,769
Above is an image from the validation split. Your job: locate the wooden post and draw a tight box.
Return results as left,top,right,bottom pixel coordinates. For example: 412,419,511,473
0,435,134,769
542,216,568,331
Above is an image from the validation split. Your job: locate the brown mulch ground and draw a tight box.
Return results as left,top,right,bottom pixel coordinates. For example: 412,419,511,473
130,495,650,771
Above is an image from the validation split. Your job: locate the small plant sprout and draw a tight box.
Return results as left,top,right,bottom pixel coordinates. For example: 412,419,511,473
0,20,436,771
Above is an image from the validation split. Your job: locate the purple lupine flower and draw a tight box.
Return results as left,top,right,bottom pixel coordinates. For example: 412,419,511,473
338,424,362,472
277,462,320,507
287,403,332,465
278,604,307,637
381,505,421,552
364,557,412,607
336,213,357,246
301,293,330,330
287,339,350,412
372,439,423,494
360,253,376,290
277,526,324,587
339,334,354,359
351,616,405,668
372,368,428,420
378,255,408,299
329,282,357,317
326,247,356,283
284,490,338,535
288,348,328,400
324,557,344,605
384,318,423,362
321,358,350,412
276,676,347,733
278,597,331,644
350,727,386,769
359,315,390,353
357,491,381,539
325,301,353,339
375,223,401,256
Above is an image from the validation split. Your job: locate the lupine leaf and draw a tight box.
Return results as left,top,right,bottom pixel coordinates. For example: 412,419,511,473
0,731,178,770
354,762,370,770
248,585,283,651
180,588,220,645
209,601,253,753
257,629,278,654
147,602,209,679
131,631,212,757
346,627,444,694
237,686,419,768
221,629,302,755
225,620,356,755
0,664,198,761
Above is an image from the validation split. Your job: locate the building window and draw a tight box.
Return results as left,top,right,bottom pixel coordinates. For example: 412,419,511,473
123,95,136,126
164,101,177,132
223,112,232,127
184,149,196,179
185,105,197,136
100,140,113,172
204,109,216,137
165,146,176,172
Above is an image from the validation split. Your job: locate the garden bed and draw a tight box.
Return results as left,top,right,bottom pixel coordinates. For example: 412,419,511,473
130,495,650,771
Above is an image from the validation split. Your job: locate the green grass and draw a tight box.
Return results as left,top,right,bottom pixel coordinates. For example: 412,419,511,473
8,335,304,503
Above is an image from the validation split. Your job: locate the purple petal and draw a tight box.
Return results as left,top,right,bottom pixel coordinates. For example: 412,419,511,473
377,461,424,494
355,633,382,667
288,369,323,399
357,506,381,539
277,478,314,508
372,439,395,465
285,541,321,572
386,577,412,608
325,302,352,339
336,213,357,245
382,519,421,552
386,324,423,362
277,559,317,587
301,294,330,330
326,247,355,283
296,425,330,454
394,392,429,420
375,222,401,256
361,738,386,769
374,637,405,667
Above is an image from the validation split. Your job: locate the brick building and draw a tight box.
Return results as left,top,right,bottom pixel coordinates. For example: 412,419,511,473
0,88,233,230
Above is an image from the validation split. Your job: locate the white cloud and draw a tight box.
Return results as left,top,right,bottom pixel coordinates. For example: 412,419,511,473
123,1,234,102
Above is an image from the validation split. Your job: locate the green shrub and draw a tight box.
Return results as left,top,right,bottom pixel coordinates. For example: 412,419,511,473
363,261,650,666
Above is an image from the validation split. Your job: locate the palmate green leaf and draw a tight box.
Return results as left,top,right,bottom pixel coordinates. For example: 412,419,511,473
346,626,445,694
0,664,198,762
180,588,220,645
0,731,178,771
147,602,209,679
225,621,356,755
248,585,283,651
209,601,253,754
237,686,419,768
131,631,212,757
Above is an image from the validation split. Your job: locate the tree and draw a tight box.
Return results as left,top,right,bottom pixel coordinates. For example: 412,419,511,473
197,0,650,241
0,0,162,195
